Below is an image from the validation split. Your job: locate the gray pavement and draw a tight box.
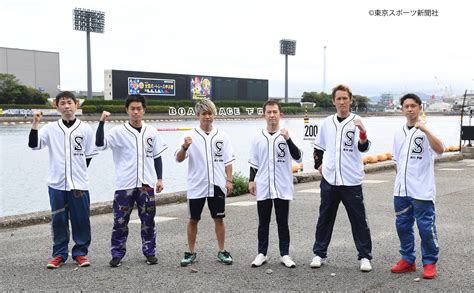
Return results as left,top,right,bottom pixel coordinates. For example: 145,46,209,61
1,159,473,291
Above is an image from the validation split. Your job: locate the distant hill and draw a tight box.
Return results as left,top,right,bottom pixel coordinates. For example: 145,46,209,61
368,96,381,103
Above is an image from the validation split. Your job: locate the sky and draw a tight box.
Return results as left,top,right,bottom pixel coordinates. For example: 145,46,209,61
1,0,473,98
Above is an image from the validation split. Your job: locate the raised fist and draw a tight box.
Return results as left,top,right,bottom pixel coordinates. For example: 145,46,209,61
100,111,111,122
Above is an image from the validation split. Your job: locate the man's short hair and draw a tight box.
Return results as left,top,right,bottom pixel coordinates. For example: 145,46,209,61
194,98,217,115
125,94,147,109
55,91,77,104
263,100,282,113
400,93,422,106
331,84,353,100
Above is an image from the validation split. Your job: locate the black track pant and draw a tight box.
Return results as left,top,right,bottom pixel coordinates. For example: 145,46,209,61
257,198,290,256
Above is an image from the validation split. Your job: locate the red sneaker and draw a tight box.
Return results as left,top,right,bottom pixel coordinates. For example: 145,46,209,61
391,259,416,273
47,256,65,269
75,255,90,267
423,264,437,279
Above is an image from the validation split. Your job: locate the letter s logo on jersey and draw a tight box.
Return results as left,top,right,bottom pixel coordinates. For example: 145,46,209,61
214,140,224,157
411,136,424,154
277,142,287,158
344,130,355,147
73,135,84,151
145,137,154,154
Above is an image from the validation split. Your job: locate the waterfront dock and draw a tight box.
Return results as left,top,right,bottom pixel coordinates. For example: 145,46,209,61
0,158,473,291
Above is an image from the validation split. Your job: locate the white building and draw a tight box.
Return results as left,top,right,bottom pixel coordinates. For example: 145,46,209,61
427,102,452,112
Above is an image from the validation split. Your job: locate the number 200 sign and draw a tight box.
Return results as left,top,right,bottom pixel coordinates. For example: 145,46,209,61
303,124,318,141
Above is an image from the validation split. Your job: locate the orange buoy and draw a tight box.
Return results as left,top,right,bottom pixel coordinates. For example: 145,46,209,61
377,154,388,162
292,163,299,173
367,156,378,164
452,145,460,151
385,152,393,160
362,156,369,165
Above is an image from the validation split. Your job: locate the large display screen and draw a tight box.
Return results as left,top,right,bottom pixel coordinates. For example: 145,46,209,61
190,76,212,99
128,77,175,96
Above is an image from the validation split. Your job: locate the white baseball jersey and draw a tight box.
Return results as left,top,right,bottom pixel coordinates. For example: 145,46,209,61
98,122,168,190
392,124,443,200
313,113,369,186
249,128,303,201
175,127,235,199
30,119,97,191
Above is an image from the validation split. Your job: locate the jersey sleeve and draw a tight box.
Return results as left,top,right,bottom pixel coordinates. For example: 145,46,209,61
392,131,399,163
97,126,114,151
153,131,168,158
84,125,98,158
248,135,259,169
223,133,235,166
426,123,444,156
103,127,118,150
312,119,326,151
288,130,303,163
31,124,50,150
174,133,189,161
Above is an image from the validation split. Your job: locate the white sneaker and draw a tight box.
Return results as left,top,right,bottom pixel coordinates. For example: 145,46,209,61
280,255,296,268
360,258,372,272
310,255,326,268
251,253,267,267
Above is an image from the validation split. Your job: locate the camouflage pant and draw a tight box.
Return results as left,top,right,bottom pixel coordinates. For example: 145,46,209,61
111,186,156,258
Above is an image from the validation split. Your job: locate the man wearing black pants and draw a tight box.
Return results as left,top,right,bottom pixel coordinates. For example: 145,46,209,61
248,100,303,268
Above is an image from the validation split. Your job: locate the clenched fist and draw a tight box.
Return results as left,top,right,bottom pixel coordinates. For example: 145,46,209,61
183,136,192,149
280,128,290,140
100,111,111,122
353,118,366,133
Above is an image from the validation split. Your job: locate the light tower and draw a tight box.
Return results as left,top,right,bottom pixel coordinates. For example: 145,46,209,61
73,8,105,99
280,39,296,103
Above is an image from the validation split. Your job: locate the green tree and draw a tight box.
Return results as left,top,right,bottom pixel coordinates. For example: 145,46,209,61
0,73,22,104
353,95,369,112
0,73,48,104
301,91,333,109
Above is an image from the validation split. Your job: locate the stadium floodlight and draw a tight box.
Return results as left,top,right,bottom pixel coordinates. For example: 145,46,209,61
280,39,296,56
280,39,296,103
73,8,105,99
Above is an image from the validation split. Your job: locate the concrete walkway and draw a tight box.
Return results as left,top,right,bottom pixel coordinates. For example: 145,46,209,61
1,158,473,291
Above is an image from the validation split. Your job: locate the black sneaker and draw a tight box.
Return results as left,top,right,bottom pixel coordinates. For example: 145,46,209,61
109,257,122,267
146,255,158,265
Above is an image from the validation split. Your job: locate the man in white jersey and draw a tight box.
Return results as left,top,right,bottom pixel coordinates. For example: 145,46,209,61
96,95,168,267
175,99,235,266
310,84,373,272
29,91,97,269
248,100,303,268
390,93,444,279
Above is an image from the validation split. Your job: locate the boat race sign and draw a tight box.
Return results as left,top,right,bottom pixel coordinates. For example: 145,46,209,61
168,107,263,116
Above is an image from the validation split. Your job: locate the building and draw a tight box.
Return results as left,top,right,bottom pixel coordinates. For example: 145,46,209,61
0,47,60,98
104,69,268,101
427,102,452,112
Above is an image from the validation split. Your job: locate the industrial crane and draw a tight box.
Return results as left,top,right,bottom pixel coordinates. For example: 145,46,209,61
434,76,452,101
